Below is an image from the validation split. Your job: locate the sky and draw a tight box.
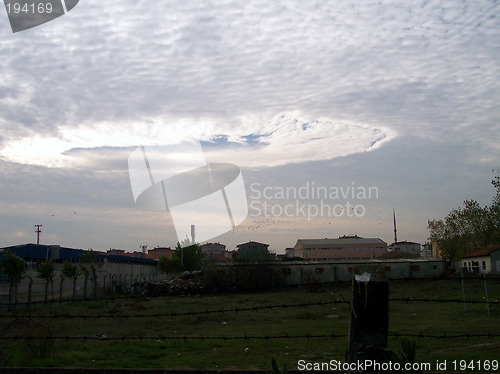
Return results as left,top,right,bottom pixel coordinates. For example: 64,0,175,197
0,0,499,253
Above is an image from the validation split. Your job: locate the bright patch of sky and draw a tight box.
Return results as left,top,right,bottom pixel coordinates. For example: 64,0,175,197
0,0,498,250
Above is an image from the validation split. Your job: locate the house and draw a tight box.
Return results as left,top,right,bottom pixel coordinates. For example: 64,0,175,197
146,247,174,260
236,241,270,262
199,242,228,263
461,245,500,274
199,242,226,256
293,235,387,260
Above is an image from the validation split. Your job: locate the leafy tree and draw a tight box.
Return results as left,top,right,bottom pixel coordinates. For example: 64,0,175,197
157,244,202,273
157,255,182,274
178,243,202,271
37,260,55,302
428,171,500,263
61,261,81,300
79,250,103,299
490,170,500,241
0,250,26,308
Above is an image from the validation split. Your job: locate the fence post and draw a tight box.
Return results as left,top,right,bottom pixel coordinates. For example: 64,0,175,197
460,266,466,312
83,276,88,300
93,275,98,299
103,274,108,296
8,282,13,312
27,276,33,308
59,275,64,303
346,265,389,363
483,273,490,318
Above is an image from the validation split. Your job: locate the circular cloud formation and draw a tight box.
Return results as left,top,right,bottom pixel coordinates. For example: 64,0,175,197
0,112,395,169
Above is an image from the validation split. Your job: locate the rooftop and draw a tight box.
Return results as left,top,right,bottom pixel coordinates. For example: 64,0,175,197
297,236,386,246
461,244,500,259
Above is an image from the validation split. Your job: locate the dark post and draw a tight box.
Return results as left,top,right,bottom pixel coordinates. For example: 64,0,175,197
8,282,12,312
83,276,88,300
59,275,64,303
34,224,42,245
103,274,107,296
346,265,389,364
27,276,33,308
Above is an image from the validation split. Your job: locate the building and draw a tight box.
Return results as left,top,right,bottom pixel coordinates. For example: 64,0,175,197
1,243,92,267
461,245,500,274
236,241,270,262
146,247,174,260
199,242,226,256
199,242,228,263
293,235,387,260
421,242,432,258
0,243,158,268
388,241,421,256
431,240,443,259
376,251,420,260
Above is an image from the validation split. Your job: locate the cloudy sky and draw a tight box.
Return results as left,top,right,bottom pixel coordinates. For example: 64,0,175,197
0,0,498,253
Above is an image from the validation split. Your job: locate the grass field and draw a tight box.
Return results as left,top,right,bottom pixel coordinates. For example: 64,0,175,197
0,277,499,371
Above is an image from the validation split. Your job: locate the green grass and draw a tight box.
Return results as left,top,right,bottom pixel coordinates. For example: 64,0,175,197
0,278,499,370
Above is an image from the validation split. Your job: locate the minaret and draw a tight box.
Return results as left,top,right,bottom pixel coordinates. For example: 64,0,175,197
393,209,397,244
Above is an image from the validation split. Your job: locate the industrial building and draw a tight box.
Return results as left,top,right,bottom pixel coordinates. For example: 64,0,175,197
293,235,387,260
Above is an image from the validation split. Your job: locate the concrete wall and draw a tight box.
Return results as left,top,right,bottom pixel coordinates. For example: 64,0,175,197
272,259,445,285
216,259,446,287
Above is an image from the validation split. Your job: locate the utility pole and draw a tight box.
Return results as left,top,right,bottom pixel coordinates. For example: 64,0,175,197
392,209,397,244
34,224,42,245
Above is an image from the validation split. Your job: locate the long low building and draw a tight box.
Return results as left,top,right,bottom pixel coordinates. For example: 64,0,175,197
213,258,446,284
294,235,387,260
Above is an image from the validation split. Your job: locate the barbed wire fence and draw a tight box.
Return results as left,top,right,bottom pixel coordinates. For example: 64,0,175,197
2,273,500,308
0,272,498,371
0,297,498,341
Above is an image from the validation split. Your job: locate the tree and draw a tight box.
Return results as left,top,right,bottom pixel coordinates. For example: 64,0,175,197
0,250,26,308
489,170,500,241
428,171,500,263
37,260,55,302
61,261,81,300
79,250,103,299
157,255,182,274
157,244,202,273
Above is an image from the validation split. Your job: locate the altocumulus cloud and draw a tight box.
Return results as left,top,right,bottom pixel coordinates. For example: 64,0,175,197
0,0,498,169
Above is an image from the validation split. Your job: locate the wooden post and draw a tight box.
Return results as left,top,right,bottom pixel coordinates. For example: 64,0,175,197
346,265,389,363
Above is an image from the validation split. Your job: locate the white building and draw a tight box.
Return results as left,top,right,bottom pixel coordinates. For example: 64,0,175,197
388,241,421,256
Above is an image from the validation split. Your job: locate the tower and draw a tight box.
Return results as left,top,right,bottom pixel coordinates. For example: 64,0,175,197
191,224,195,245
393,209,397,244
